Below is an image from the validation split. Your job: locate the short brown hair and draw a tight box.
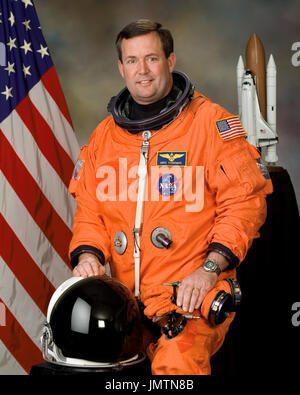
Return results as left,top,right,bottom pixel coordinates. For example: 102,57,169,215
115,19,174,62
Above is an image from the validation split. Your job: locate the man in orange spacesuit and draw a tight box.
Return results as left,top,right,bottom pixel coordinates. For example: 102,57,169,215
68,19,272,374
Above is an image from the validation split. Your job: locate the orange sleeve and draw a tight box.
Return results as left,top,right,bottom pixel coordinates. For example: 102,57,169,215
205,105,273,265
68,123,111,265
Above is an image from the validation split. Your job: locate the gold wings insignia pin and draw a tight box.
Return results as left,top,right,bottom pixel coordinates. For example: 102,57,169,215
159,153,185,162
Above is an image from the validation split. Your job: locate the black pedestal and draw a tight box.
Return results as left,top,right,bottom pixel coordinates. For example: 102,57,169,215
212,167,300,375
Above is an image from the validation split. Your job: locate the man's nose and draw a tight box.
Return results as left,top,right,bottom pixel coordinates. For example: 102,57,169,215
138,59,149,74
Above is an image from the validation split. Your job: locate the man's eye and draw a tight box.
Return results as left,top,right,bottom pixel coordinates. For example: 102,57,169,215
127,59,135,64
148,57,158,62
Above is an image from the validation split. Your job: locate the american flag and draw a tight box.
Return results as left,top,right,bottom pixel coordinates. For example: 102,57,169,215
0,0,80,374
216,116,247,141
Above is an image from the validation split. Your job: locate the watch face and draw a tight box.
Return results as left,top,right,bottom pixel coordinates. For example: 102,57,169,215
206,261,216,270
204,260,218,272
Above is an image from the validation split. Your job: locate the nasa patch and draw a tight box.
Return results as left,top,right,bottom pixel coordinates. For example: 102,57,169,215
158,174,179,196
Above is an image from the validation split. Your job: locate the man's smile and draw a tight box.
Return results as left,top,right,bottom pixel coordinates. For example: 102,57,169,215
137,79,153,86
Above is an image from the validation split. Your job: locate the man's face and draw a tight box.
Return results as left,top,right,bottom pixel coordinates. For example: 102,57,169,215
118,32,176,105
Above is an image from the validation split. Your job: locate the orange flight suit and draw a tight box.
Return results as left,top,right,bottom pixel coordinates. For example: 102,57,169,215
69,92,272,374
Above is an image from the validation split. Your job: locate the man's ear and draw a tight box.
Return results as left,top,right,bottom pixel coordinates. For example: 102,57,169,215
168,52,176,73
118,59,125,79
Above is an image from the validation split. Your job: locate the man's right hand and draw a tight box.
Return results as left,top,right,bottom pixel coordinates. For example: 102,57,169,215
72,252,106,278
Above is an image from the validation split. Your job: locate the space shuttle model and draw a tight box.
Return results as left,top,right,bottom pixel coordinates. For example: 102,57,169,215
237,33,278,164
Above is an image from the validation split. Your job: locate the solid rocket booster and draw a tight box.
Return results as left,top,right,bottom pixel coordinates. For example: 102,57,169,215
266,54,276,132
237,33,278,164
237,55,244,118
265,54,277,163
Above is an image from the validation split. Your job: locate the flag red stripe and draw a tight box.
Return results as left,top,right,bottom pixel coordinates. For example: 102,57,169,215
0,215,55,316
228,121,241,126
0,132,73,267
41,66,74,128
227,125,244,131
0,299,44,374
16,96,74,188
221,129,245,137
227,125,243,131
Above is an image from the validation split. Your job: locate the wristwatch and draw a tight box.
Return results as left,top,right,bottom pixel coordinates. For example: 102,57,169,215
202,258,221,276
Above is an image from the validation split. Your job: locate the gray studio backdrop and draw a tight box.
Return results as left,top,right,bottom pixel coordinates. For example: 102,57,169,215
35,0,300,206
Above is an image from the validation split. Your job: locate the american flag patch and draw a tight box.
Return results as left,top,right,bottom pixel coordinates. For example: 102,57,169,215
216,116,247,141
